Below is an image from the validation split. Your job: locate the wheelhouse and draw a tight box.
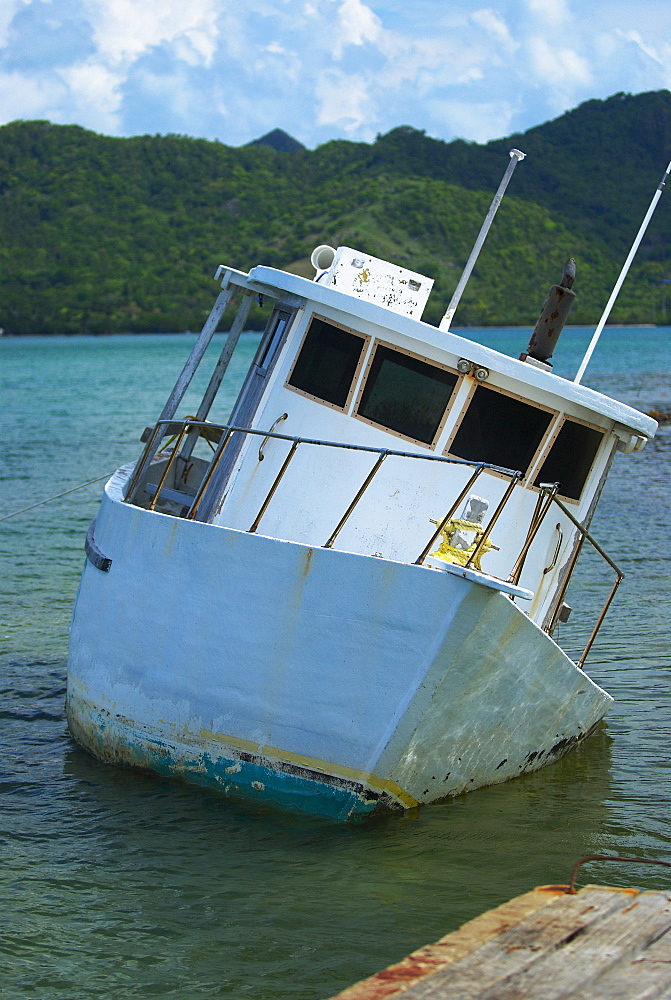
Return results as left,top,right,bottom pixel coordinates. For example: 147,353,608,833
123,252,655,662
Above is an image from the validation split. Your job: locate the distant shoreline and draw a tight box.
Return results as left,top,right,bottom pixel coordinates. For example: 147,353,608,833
1,323,666,338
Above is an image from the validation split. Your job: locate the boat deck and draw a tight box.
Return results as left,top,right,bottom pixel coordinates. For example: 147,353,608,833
330,883,671,999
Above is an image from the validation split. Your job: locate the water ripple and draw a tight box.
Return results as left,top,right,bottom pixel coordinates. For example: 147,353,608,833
2,332,669,1000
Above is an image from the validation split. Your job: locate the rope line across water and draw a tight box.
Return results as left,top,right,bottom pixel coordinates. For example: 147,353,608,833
0,474,113,522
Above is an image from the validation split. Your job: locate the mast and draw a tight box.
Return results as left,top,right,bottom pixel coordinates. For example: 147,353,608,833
439,149,526,332
574,159,671,385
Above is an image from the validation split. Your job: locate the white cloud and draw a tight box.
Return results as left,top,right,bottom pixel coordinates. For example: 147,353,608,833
251,44,302,85
0,0,21,47
371,36,452,90
616,29,669,71
471,9,518,53
0,69,68,122
370,29,496,97
526,0,572,26
59,61,123,132
0,0,670,148
171,29,217,68
129,63,196,120
334,0,382,56
528,36,592,92
87,0,219,68
432,97,518,143
315,68,377,134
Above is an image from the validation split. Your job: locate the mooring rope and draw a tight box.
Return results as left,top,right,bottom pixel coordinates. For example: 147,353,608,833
0,473,112,523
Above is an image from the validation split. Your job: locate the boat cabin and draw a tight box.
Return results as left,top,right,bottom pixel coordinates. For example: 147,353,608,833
124,248,656,651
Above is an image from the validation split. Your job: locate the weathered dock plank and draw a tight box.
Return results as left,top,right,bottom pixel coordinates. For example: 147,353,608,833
566,928,671,1000
330,886,671,1000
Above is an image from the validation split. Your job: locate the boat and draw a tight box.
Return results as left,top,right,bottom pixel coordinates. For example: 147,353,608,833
66,152,658,821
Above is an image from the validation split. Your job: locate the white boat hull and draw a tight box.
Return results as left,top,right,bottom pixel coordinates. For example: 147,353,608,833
66,470,612,821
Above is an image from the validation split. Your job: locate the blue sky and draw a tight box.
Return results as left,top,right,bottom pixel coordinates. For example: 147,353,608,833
0,0,669,148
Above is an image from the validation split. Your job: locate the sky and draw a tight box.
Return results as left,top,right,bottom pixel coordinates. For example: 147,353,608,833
0,0,669,149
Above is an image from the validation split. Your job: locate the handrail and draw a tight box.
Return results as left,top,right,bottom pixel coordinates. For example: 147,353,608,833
414,466,484,565
548,496,624,668
130,418,517,478
249,439,300,533
507,483,560,585
258,413,288,462
125,417,622,666
464,473,520,570
148,423,191,511
185,427,236,519
324,450,389,549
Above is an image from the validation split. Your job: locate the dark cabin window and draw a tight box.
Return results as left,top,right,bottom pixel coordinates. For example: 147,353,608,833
357,345,458,444
534,419,604,500
287,317,366,408
449,385,553,474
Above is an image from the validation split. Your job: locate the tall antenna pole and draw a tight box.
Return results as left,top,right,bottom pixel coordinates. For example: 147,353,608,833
439,148,526,332
574,158,671,385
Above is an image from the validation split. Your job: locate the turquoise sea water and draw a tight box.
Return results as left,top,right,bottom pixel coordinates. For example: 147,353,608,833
1,326,670,999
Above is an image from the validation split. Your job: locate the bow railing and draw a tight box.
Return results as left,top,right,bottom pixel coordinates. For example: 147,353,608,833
124,418,622,666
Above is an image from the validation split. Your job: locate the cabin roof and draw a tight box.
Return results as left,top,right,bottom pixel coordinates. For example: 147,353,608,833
243,265,657,439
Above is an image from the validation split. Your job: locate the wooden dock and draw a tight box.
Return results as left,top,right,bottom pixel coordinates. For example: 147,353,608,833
330,884,671,999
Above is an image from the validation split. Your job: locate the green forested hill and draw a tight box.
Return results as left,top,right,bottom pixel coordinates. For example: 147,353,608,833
1,90,670,334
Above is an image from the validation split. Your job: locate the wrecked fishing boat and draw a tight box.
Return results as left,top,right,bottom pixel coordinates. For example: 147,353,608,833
67,151,659,821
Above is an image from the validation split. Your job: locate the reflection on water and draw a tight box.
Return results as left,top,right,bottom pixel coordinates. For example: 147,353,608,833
1,330,669,999
2,647,618,1000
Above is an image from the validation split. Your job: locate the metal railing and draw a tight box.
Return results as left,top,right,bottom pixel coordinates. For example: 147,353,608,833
545,497,624,667
124,418,623,666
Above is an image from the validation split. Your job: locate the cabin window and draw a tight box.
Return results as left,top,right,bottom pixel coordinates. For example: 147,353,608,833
287,316,367,409
448,385,553,475
356,345,459,445
533,418,604,500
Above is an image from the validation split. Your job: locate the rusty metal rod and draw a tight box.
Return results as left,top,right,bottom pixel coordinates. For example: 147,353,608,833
568,855,671,894
130,419,514,472
148,424,191,511
546,533,586,636
464,473,521,571
186,428,235,520
414,466,484,566
507,484,559,585
553,497,623,576
249,440,300,533
124,422,165,504
258,413,288,462
508,488,547,586
324,451,388,549
544,493,624,656
578,573,623,668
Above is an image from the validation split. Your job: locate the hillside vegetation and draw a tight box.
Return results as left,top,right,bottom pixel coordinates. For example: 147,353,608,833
1,90,670,334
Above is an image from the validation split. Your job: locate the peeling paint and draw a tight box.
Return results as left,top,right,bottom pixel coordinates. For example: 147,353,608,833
322,248,433,317
68,484,612,822
66,689,387,822
549,733,582,757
